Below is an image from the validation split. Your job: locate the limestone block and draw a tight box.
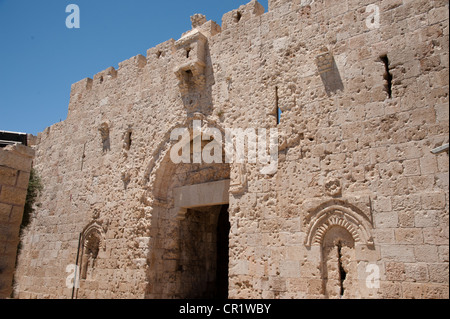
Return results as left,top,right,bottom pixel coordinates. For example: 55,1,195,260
0,146,34,173
414,245,439,263
374,212,399,228
0,186,27,206
438,246,449,263
0,203,12,224
385,262,406,282
405,263,429,282
415,210,440,228
402,282,424,299
0,166,18,186
279,260,301,278
394,228,424,245
9,205,25,225
428,263,449,283
15,171,30,190
381,245,415,263
421,192,446,210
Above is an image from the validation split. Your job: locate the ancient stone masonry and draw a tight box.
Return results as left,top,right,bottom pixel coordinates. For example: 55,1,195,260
12,0,449,299
0,144,35,298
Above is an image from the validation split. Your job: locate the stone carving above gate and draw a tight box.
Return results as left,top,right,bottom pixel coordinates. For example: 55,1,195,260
303,198,374,247
324,178,342,197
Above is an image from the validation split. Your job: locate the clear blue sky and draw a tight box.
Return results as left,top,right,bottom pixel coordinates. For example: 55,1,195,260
0,0,268,136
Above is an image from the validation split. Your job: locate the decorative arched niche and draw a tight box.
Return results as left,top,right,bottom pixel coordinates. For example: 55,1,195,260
304,201,374,248
79,221,106,280
303,199,375,299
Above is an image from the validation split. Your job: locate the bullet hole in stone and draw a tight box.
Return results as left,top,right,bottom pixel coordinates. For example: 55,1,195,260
380,55,393,99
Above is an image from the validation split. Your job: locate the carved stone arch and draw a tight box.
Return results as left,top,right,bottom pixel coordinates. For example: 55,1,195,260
141,114,229,206
305,201,374,247
79,221,106,281
81,221,106,250
142,114,232,298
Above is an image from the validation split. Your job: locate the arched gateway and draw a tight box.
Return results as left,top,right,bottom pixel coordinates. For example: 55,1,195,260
143,118,231,299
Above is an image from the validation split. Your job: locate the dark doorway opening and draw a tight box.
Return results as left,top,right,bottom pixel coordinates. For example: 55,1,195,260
216,204,230,299
179,204,230,299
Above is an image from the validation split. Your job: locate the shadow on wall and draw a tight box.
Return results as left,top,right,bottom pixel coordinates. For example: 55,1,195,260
319,56,344,96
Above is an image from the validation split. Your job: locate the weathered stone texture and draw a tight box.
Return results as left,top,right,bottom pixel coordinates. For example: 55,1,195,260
13,0,449,299
0,144,34,298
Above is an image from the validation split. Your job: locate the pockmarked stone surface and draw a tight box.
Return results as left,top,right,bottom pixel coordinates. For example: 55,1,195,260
0,144,34,298
12,0,449,299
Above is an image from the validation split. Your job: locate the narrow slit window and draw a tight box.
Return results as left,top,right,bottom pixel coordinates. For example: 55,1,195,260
380,55,393,99
275,86,281,125
124,130,132,151
337,242,347,297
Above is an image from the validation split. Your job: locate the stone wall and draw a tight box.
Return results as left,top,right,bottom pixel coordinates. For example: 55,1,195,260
0,144,34,298
14,0,449,299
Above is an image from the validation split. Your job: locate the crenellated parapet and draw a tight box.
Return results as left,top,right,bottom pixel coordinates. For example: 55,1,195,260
67,1,267,119
221,0,265,30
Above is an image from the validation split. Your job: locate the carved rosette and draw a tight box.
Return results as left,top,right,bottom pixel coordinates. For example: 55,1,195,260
324,179,342,197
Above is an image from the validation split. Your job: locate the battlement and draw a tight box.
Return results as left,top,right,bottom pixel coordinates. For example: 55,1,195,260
222,0,265,30
14,0,450,301
67,1,266,101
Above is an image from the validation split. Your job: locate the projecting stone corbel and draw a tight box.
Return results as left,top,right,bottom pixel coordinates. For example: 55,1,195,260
173,30,208,93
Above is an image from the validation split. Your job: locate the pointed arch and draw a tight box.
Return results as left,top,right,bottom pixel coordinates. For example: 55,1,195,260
140,114,228,206
79,221,106,280
80,221,106,250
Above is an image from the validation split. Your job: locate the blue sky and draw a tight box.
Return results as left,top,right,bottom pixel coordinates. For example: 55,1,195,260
0,0,268,135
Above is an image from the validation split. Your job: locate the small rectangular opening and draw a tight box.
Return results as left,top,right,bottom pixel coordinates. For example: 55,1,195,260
184,69,193,83
380,55,393,99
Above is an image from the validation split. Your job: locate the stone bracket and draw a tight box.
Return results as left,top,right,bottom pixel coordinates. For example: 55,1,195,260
173,30,208,93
